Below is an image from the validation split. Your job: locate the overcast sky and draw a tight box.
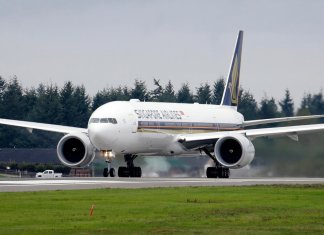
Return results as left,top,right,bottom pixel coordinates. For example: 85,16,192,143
1,0,324,105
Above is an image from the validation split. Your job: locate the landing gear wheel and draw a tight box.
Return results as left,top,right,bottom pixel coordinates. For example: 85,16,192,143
103,168,109,177
218,167,230,178
118,166,142,177
130,167,142,177
118,154,142,178
136,167,142,177
109,168,116,177
223,168,230,178
206,167,217,178
206,167,230,178
118,166,129,177
201,148,230,179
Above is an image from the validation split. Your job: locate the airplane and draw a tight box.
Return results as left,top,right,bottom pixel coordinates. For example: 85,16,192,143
1,30,324,178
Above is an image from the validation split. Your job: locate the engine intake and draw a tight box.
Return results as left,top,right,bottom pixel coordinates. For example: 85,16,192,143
214,134,255,169
57,133,95,167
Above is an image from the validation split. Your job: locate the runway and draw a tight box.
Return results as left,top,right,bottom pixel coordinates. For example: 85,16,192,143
1,177,324,192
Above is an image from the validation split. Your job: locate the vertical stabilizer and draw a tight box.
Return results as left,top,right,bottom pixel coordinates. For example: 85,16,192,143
220,30,243,108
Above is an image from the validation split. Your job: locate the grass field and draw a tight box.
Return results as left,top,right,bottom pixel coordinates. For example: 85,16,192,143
1,185,324,235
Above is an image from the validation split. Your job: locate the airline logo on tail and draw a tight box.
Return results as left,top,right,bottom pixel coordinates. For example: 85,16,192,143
221,30,243,108
229,54,239,105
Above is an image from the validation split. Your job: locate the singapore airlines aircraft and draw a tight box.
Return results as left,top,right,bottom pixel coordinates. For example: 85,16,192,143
1,30,324,178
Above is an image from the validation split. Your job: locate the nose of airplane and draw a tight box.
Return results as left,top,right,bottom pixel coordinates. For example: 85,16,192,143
88,124,117,150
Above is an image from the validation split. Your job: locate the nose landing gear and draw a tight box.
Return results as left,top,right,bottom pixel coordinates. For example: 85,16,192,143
103,160,116,177
101,150,116,177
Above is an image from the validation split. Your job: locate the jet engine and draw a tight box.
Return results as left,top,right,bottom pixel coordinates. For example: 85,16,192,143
57,133,96,167
214,134,255,169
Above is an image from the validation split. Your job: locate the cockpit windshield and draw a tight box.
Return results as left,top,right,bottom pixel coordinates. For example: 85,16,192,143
89,118,118,124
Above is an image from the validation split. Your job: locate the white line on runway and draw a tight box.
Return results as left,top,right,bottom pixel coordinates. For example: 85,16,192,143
0,180,128,186
1,178,324,186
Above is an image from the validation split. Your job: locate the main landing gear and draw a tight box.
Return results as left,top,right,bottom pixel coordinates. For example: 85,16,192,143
118,154,142,178
201,148,230,178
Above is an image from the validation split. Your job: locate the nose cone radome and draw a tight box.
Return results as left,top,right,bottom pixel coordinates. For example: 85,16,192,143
88,124,116,150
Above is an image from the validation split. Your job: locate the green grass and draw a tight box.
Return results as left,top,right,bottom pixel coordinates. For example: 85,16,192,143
1,185,324,235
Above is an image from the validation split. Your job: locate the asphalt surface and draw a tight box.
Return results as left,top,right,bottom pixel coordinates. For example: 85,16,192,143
1,177,324,192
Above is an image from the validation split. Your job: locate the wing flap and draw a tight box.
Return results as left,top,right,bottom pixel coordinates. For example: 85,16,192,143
0,118,87,134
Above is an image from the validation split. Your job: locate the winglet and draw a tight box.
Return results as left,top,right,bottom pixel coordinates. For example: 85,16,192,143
221,30,243,108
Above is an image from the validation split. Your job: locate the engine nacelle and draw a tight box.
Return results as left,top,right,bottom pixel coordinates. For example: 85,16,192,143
57,132,96,167
214,134,255,169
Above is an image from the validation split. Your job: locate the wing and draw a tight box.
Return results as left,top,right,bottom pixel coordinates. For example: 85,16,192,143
243,114,324,127
0,118,87,134
178,123,324,150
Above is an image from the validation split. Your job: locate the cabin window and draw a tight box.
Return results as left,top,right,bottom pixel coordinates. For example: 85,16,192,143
141,121,149,126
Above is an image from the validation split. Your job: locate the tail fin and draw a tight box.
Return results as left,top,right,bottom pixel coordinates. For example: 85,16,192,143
220,30,243,108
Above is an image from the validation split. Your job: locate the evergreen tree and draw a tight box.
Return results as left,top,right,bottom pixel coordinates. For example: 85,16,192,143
238,89,259,120
0,76,6,99
113,86,130,101
0,77,37,148
59,81,76,126
0,77,8,147
23,88,38,117
279,89,294,117
27,84,63,147
0,76,7,115
211,78,225,104
151,78,163,101
73,85,91,127
92,89,109,111
28,84,62,124
309,92,324,114
92,86,131,111
196,83,212,104
297,92,324,115
131,80,150,101
1,77,24,119
258,96,280,126
177,83,194,103
297,93,312,116
159,80,177,102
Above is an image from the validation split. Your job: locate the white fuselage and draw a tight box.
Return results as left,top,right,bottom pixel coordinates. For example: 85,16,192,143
88,101,244,156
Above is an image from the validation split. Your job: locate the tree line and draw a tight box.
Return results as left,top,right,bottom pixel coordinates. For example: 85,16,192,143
0,75,324,148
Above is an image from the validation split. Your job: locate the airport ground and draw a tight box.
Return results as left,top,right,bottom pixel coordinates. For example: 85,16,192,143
1,177,324,192
0,184,324,235
1,163,324,234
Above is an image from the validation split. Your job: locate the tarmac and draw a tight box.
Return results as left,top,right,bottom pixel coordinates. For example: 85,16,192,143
1,177,324,192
